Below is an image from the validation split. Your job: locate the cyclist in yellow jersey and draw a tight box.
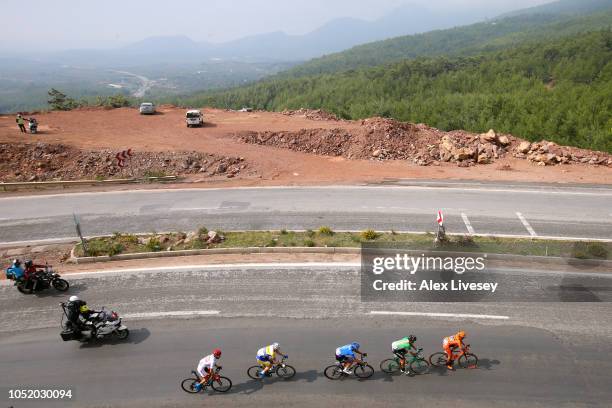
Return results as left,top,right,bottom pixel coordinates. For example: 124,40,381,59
256,342,287,378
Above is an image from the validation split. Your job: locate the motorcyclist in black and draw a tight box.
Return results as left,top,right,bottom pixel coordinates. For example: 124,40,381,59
65,295,96,332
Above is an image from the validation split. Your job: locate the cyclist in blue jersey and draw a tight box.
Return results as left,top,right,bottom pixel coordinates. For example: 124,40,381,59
335,342,367,374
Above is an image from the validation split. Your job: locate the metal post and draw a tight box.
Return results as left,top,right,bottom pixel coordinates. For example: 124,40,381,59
73,213,88,256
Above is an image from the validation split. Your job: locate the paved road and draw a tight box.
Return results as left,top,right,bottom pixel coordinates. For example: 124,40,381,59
2,318,611,408
1,184,611,244
1,264,612,332
1,264,611,407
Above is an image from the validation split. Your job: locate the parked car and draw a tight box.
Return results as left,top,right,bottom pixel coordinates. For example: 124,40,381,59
186,110,204,127
139,102,156,115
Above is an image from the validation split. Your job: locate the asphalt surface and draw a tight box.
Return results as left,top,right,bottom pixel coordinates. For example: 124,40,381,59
1,264,612,407
2,318,611,408
1,184,611,244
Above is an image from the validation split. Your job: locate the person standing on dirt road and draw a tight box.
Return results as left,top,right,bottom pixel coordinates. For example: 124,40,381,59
16,114,26,133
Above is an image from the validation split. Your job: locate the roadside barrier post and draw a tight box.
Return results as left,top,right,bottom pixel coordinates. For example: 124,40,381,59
73,213,88,256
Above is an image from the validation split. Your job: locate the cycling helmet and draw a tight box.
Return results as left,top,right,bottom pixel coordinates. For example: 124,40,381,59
213,348,222,358
408,335,417,343
69,295,79,302
13,259,21,267
457,331,466,339
351,342,360,350
272,342,280,350
25,260,33,268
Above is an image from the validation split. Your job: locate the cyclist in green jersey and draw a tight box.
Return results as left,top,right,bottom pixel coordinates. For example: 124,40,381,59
391,335,418,374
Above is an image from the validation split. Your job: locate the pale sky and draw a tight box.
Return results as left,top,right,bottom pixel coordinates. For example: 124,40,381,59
0,0,553,51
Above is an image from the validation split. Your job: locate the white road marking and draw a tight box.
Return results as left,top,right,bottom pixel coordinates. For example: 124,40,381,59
369,311,509,320
1,185,611,201
516,212,537,237
123,310,220,319
461,213,475,235
59,262,362,279
171,207,217,211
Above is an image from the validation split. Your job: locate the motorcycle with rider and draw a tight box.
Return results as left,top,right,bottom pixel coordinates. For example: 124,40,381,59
60,295,129,342
5,259,69,294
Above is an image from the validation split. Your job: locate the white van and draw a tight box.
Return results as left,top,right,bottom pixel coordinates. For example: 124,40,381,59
139,102,156,115
186,110,204,127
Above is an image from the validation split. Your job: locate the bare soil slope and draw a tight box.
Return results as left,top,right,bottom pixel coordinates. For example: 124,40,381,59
0,106,610,185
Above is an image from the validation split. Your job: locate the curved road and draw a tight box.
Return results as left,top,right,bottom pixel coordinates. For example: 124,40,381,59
1,264,612,407
1,183,611,245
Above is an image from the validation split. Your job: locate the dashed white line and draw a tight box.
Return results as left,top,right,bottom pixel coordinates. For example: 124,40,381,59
123,310,220,319
171,207,217,211
369,311,509,320
516,212,537,237
461,213,475,235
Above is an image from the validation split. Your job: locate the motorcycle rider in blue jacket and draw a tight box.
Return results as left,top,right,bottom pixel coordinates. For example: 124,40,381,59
5,259,25,281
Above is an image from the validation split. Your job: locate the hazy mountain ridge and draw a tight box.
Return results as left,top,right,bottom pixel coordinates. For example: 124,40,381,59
280,0,612,77
9,3,503,67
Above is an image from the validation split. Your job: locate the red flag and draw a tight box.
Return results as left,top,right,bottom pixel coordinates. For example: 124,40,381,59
437,210,444,226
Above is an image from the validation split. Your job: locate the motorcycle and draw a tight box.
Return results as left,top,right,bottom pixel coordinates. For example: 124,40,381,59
15,265,69,294
60,304,129,342
28,118,38,134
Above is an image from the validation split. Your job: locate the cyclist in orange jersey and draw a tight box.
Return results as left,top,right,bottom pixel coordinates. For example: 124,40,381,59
443,331,466,369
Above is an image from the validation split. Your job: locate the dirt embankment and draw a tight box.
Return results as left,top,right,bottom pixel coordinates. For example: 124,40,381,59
237,115,612,168
0,106,610,186
0,142,254,182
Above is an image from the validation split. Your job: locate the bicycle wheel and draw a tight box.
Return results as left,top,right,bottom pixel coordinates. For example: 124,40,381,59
458,353,478,369
276,364,296,379
354,364,374,379
380,358,401,374
247,365,262,380
429,352,448,367
324,365,344,380
410,358,430,375
180,378,200,394
211,376,232,392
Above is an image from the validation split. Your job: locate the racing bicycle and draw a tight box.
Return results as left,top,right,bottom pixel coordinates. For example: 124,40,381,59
247,356,296,380
180,367,232,394
429,344,478,369
380,347,430,375
324,355,374,380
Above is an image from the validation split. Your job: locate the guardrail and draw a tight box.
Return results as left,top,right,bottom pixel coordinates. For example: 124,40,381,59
0,176,178,191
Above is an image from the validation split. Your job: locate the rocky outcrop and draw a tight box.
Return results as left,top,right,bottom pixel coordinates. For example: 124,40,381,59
0,142,254,182
235,117,611,168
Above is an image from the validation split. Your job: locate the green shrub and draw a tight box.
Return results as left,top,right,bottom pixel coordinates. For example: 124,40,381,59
86,240,110,257
588,243,608,259
198,227,209,236
280,229,288,235
306,229,315,238
454,234,476,247
570,241,609,259
108,242,124,256
360,229,379,240
122,234,139,244
304,239,316,247
192,238,206,249
350,234,362,243
318,226,334,236
146,237,162,252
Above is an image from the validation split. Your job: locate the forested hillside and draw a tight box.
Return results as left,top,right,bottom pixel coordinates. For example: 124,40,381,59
175,31,612,152
282,10,612,77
